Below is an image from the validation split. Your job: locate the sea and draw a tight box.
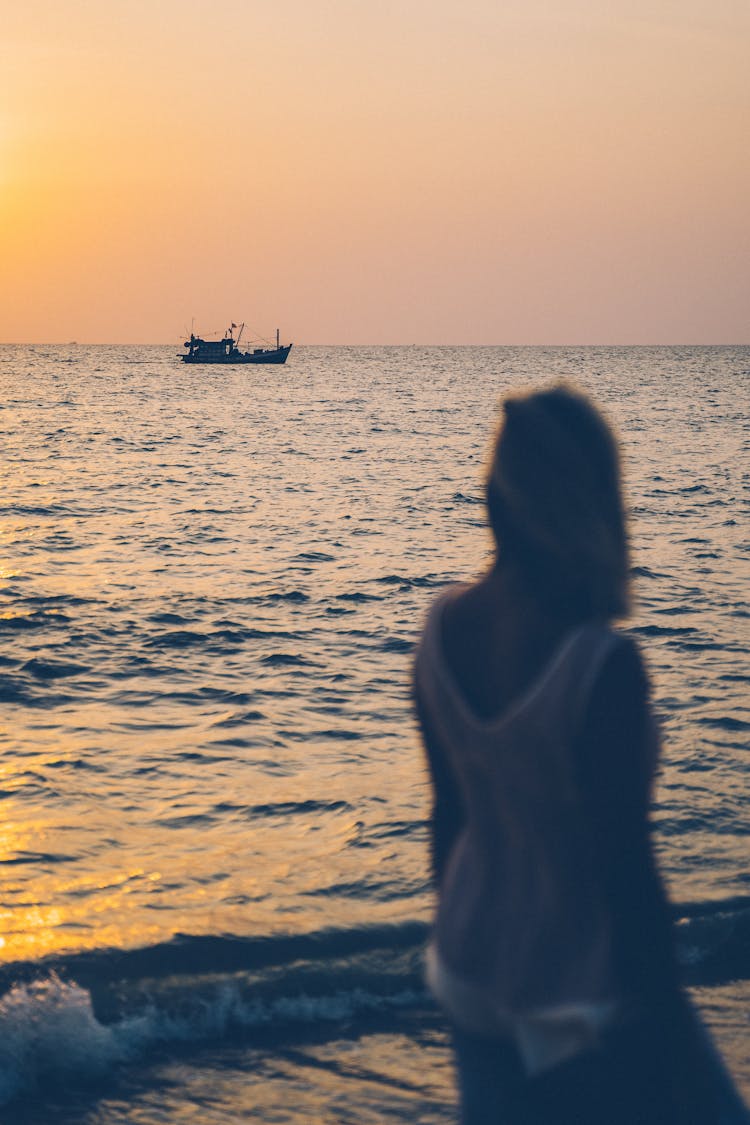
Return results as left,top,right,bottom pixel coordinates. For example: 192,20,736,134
0,344,747,1122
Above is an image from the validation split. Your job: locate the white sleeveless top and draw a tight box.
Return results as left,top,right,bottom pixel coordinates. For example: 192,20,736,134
415,589,626,1074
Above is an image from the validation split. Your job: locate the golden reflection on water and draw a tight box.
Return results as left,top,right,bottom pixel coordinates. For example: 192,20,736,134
0,347,746,1011
0,609,32,624
0,799,172,960
0,813,41,863
0,913,170,962
0,874,169,963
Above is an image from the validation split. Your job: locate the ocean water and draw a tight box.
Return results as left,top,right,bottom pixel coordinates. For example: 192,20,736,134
0,344,747,1121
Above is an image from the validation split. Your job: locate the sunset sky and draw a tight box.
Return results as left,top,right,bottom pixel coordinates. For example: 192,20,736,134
1,0,748,344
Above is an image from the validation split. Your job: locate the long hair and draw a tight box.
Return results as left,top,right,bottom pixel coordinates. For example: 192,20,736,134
486,384,630,619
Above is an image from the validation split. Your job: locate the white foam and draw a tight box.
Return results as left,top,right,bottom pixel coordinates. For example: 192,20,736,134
0,972,425,1107
0,974,126,1105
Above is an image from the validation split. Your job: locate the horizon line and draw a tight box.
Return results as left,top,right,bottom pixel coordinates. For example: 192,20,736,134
1,341,748,349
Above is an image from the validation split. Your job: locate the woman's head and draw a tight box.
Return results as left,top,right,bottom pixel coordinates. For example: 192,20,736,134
486,384,630,619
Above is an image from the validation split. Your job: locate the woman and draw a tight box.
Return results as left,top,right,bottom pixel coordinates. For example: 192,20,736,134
413,385,747,1124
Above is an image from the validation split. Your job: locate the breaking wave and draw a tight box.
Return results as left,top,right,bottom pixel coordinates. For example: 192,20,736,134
1,902,748,1107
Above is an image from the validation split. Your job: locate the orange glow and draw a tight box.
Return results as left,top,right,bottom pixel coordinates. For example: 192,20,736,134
1,2,748,343
0,806,167,961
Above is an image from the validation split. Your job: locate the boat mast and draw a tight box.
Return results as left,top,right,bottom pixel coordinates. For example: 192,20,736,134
276,328,280,349
236,323,245,348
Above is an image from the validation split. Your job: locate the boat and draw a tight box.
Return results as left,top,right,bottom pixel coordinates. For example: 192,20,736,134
181,324,292,365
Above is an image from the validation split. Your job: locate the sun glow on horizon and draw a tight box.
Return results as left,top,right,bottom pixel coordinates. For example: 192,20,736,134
1,0,748,344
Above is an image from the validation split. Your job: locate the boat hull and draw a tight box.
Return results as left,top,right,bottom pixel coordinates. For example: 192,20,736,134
182,344,292,365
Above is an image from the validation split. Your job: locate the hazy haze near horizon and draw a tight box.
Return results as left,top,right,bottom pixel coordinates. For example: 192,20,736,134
1,0,748,345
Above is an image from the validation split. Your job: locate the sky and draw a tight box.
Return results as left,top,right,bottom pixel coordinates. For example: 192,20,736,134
1,0,748,344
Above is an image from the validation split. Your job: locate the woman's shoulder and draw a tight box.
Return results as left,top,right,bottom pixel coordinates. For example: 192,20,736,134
414,583,470,688
564,621,648,698
415,580,504,722
417,582,478,663
585,627,651,704
441,580,491,642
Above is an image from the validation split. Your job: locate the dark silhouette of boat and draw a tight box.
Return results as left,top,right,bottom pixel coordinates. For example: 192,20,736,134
182,324,292,365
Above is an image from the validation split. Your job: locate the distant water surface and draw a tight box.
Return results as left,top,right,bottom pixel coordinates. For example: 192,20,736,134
0,344,747,1119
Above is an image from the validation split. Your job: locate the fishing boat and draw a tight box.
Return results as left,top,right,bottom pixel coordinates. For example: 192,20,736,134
182,324,292,365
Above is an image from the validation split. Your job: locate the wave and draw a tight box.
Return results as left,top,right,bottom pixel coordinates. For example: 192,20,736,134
0,924,426,1107
374,574,448,589
632,624,697,637
0,503,83,517
1,904,747,1001
0,972,426,1106
239,798,352,818
1,901,749,1106
381,637,414,654
0,675,76,708
21,658,90,680
0,611,72,633
144,628,207,648
674,898,750,985
336,591,383,603
293,552,336,563
0,976,126,1105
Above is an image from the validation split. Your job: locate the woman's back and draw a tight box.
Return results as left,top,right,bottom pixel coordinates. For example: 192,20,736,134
417,585,638,1015
441,567,578,724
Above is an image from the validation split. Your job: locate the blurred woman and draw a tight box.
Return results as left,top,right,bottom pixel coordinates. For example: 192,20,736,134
413,385,747,1124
